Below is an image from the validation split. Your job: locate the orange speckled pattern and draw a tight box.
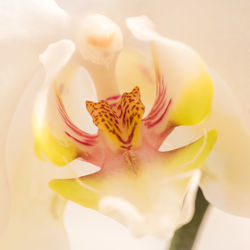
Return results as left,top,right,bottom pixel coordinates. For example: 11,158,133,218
86,87,145,151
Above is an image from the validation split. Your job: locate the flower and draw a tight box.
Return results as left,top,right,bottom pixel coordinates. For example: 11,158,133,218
1,0,250,249
30,13,218,239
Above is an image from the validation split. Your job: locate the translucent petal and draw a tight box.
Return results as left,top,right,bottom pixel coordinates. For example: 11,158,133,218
1,64,70,250
200,71,250,218
0,0,69,132
0,0,69,236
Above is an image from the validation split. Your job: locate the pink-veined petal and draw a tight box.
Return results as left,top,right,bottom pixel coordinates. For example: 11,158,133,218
33,40,103,167
126,16,213,146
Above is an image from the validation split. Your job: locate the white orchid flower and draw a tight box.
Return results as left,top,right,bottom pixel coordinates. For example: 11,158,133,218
0,0,249,250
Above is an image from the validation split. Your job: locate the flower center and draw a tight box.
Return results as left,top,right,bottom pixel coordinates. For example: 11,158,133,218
86,87,145,151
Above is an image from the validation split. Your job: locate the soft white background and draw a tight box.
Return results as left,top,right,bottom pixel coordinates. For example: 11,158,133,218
65,202,250,250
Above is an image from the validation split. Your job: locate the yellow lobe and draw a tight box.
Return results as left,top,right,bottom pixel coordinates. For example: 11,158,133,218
169,66,213,126
33,120,78,166
163,129,218,175
49,174,103,210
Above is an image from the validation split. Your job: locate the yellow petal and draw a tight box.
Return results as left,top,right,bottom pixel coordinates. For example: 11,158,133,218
50,172,103,210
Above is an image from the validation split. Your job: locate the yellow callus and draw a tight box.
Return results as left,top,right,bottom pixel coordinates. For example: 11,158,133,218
86,87,145,151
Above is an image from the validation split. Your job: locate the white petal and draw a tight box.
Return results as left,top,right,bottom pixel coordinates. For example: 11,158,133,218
0,0,69,131
65,202,167,250
195,207,250,250
0,40,98,248
0,0,69,236
200,71,250,218
0,67,70,250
